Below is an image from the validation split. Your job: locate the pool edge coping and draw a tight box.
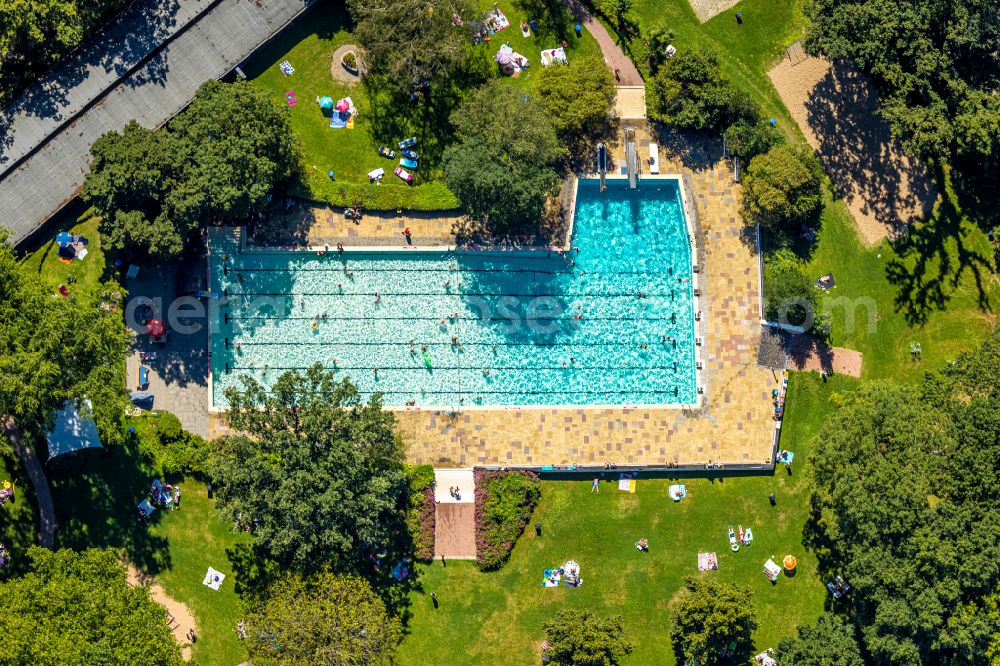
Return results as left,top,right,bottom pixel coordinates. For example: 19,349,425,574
205,174,706,414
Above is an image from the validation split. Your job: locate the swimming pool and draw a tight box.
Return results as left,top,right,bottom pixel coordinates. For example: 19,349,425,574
208,178,699,408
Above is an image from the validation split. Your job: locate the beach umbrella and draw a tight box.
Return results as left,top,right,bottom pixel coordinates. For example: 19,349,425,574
319,96,334,109
55,231,73,247
146,319,165,339
335,98,350,112
495,48,514,65
783,554,797,571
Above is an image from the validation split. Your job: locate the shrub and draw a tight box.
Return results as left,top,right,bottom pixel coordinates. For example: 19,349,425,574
297,172,459,211
741,145,824,233
133,413,211,477
342,51,357,70
474,469,541,571
648,50,743,131
724,120,784,160
405,464,436,561
763,249,820,328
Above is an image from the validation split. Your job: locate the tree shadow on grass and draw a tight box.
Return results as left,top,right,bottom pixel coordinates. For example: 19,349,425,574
514,0,574,42
883,166,995,325
362,46,493,175
48,438,171,574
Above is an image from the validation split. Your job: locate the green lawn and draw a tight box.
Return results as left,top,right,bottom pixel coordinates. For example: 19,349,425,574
20,211,108,293
147,483,251,666
622,0,807,139
398,374,846,664
49,429,249,666
0,451,37,579
243,0,600,211
803,189,999,382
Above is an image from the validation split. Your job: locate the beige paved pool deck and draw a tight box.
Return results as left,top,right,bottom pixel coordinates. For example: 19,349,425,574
211,146,778,468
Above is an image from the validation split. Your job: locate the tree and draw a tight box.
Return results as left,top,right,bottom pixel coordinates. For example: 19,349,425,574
535,58,617,164
542,608,634,666
444,82,563,235
777,614,865,666
209,364,408,572
0,0,129,103
0,233,130,444
763,250,820,328
0,547,181,664
645,25,676,74
648,49,750,131
670,575,758,666
741,145,823,232
805,0,1000,163
83,80,298,261
348,0,475,89
809,331,1000,664
724,119,784,160
242,572,401,665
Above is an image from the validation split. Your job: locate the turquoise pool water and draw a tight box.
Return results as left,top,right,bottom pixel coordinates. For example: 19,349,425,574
209,178,697,408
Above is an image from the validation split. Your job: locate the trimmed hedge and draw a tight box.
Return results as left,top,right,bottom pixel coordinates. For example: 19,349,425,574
474,469,541,571
297,169,459,211
406,464,436,561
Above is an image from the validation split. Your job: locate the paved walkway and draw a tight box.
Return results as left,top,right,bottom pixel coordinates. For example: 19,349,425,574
3,419,55,548
126,263,210,438
0,0,315,246
432,470,476,559
562,0,643,85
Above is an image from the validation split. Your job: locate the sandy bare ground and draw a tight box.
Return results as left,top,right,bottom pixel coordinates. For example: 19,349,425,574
688,0,739,22
769,56,936,246
434,503,476,559
127,565,197,661
786,336,863,377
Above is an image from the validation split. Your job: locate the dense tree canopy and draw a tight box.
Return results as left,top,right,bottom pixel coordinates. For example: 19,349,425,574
209,364,408,573
0,0,128,103
83,80,298,261
536,57,618,165
542,608,634,666
809,328,1000,664
0,547,182,664
242,572,401,665
444,82,563,235
669,575,758,665
0,233,130,443
648,49,752,131
349,0,475,90
805,0,1000,164
741,145,824,233
724,119,784,161
776,614,865,666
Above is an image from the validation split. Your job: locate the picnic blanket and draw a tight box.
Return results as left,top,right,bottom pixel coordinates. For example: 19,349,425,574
329,112,348,129
485,8,509,33
279,60,294,76
542,569,561,587
202,567,226,590
777,450,795,465
698,552,718,571
618,473,636,493
137,499,155,518
669,484,687,501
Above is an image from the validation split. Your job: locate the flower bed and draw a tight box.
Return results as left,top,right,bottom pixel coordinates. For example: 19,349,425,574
474,469,541,571
407,465,436,561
